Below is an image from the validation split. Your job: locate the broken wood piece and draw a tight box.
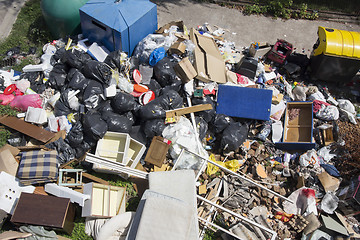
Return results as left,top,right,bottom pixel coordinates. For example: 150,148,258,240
165,104,213,123
0,116,55,143
199,184,207,195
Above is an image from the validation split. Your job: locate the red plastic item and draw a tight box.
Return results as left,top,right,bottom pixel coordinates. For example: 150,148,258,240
133,69,142,84
267,39,293,64
133,84,148,93
9,94,42,111
139,91,155,105
4,84,16,95
0,94,15,105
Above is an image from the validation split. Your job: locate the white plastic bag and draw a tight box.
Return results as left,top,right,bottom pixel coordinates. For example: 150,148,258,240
162,117,208,162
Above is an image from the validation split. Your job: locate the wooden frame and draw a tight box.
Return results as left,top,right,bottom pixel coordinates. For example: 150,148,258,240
82,182,126,218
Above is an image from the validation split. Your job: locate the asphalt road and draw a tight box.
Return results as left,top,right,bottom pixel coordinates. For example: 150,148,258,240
1,0,360,55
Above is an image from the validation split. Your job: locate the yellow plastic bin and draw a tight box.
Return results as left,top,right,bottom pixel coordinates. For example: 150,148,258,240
310,26,360,82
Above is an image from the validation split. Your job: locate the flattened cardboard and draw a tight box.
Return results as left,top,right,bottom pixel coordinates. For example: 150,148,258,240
321,214,349,236
318,171,341,192
190,28,226,83
156,21,185,34
169,41,186,55
0,116,55,143
0,231,32,240
174,57,197,83
0,144,20,156
144,136,170,167
0,149,18,176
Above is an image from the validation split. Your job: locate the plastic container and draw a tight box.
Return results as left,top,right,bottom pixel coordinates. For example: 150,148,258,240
41,0,89,39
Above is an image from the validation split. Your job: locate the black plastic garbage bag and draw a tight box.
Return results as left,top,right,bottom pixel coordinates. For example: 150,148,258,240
74,137,97,159
51,47,66,63
221,122,249,152
156,90,183,110
83,80,104,109
104,50,125,70
82,111,108,141
111,92,139,114
48,63,69,90
54,90,72,117
195,116,208,141
153,57,180,87
137,90,183,120
103,111,133,133
67,68,90,92
45,138,76,165
143,118,166,139
145,78,162,97
62,49,91,70
211,114,235,134
137,101,166,120
192,96,216,123
98,100,114,114
161,80,182,93
65,122,84,147
123,111,136,125
82,60,112,85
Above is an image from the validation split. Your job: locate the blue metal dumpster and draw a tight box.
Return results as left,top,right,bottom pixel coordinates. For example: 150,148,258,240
79,0,157,55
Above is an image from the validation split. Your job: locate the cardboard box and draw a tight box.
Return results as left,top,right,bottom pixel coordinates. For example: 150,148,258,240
174,57,197,83
249,42,271,59
169,41,186,55
11,192,75,234
157,21,185,34
275,102,316,150
144,136,171,167
82,183,126,218
190,28,226,83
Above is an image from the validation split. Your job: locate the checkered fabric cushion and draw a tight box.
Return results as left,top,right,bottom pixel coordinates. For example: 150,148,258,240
17,150,59,185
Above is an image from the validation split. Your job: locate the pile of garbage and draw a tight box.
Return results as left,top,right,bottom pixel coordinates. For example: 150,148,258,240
0,19,360,240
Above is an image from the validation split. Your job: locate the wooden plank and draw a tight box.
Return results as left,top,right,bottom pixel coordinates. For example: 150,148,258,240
11,192,74,234
0,116,55,143
165,104,213,119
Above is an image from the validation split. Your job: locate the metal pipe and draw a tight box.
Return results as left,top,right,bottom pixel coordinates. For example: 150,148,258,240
198,216,244,240
197,195,277,240
186,149,294,204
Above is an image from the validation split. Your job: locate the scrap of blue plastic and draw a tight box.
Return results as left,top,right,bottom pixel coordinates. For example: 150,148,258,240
149,47,166,66
320,164,340,177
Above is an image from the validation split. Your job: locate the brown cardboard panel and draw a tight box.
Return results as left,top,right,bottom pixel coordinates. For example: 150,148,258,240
174,57,197,83
190,28,226,83
318,171,341,192
0,149,18,176
144,136,170,167
169,41,186,55
0,231,32,240
156,21,185,34
283,102,313,143
0,116,55,143
0,144,20,156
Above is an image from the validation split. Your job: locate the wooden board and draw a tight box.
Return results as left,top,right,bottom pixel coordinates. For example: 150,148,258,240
0,116,55,143
11,192,75,234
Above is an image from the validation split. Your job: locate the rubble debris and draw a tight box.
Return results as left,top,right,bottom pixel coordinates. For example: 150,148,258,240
0,8,360,240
